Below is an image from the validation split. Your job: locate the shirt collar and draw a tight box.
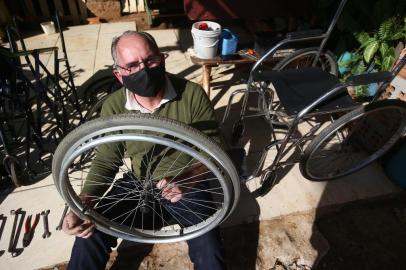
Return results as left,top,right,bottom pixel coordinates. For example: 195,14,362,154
125,75,177,113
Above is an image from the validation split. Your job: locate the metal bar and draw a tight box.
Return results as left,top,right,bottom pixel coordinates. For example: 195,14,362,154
312,0,348,66
248,34,328,80
54,12,84,122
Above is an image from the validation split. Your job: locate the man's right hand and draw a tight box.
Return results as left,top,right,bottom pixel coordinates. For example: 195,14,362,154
62,193,95,238
62,211,95,238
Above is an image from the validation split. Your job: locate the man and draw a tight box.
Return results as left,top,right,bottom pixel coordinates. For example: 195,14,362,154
62,31,226,270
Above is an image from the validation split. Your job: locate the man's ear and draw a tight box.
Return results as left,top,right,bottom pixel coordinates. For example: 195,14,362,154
113,68,123,84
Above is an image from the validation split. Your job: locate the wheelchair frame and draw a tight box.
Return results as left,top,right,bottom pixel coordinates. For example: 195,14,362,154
223,48,406,196
0,13,85,185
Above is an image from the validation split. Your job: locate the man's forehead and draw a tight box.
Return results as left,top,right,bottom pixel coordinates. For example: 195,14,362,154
117,34,150,50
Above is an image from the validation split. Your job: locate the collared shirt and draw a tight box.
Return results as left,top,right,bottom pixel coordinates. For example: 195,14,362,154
124,75,177,113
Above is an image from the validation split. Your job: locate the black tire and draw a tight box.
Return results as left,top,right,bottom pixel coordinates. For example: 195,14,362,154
9,161,19,187
84,94,109,121
83,77,120,120
4,156,28,187
84,75,118,101
273,47,338,75
52,113,240,243
300,100,406,181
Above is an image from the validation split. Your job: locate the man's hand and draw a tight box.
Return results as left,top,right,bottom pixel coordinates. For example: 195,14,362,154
156,178,183,203
156,164,208,203
62,193,95,238
62,211,95,238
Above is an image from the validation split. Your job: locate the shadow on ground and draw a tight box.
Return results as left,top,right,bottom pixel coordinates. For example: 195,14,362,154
313,191,406,270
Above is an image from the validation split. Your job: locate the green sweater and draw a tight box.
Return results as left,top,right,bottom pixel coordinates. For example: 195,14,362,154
82,74,223,196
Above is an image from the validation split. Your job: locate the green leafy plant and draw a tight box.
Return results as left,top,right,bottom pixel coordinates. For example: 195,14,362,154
339,16,406,97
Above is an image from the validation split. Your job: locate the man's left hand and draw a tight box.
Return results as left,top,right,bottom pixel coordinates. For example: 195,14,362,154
156,178,184,203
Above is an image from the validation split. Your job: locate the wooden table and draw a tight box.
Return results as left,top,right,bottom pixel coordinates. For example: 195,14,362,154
190,54,256,98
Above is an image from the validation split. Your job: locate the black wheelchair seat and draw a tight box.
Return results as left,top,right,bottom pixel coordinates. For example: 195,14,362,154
253,67,357,115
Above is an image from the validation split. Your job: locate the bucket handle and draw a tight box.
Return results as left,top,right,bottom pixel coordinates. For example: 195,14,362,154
192,33,220,48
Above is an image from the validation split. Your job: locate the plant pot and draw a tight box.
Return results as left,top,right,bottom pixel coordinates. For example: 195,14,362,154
337,51,352,75
87,16,100,24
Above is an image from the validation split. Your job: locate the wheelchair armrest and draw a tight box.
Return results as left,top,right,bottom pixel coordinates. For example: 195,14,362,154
0,46,58,58
347,71,393,86
285,29,324,40
24,47,59,56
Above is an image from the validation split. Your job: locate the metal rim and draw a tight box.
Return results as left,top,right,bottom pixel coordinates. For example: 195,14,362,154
303,104,406,180
276,49,338,75
53,115,240,243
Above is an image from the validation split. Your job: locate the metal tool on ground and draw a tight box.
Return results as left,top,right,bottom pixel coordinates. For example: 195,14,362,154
56,204,68,231
41,210,51,238
22,213,40,247
8,208,25,257
0,214,6,256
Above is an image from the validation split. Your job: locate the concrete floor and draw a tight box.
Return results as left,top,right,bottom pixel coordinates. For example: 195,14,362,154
0,22,401,270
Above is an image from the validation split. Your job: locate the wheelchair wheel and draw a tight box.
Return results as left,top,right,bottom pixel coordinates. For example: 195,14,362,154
274,47,338,75
52,113,240,243
3,155,28,187
84,75,118,102
300,100,406,181
84,94,109,121
9,160,20,187
83,76,120,118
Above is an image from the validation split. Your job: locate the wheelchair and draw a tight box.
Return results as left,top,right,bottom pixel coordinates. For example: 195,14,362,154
219,0,406,196
222,48,406,196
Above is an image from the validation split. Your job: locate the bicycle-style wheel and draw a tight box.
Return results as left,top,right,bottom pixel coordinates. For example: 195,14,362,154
300,100,406,181
52,113,240,243
83,76,121,119
273,47,338,75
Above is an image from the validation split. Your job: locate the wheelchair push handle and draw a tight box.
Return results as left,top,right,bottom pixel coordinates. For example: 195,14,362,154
347,72,393,87
285,29,325,40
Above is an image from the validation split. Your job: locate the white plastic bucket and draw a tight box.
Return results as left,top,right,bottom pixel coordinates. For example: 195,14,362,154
40,21,56,35
191,21,221,59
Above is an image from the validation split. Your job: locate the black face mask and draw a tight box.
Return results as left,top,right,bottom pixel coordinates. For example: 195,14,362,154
122,65,166,97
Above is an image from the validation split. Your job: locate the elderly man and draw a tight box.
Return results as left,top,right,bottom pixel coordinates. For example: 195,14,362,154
62,31,226,270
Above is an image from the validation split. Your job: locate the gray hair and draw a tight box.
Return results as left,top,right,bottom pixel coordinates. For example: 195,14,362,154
111,31,160,67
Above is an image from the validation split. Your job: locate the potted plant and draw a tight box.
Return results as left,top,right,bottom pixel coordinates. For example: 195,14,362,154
339,16,406,98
